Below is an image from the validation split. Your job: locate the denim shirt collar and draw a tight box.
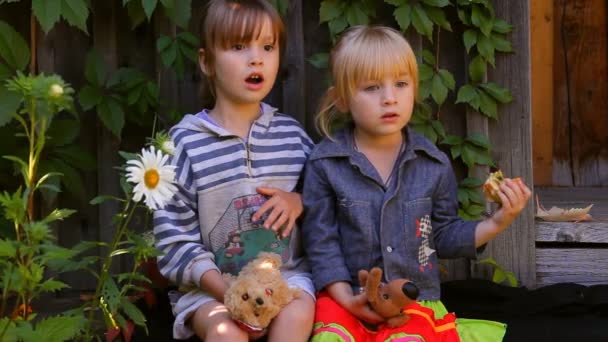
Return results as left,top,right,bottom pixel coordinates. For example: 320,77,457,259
310,126,446,166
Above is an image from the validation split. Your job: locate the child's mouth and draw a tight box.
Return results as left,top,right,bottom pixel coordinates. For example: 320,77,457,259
246,73,264,84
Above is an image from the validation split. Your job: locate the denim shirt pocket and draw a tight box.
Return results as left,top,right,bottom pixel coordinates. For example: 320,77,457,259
337,198,374,274
402,198,437,272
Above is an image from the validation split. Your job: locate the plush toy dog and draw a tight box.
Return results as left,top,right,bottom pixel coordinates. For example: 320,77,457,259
223,252,300,332
358,267,420,328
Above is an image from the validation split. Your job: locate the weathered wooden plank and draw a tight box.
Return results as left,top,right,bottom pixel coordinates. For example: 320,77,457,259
535,186,608,220
486,1,536,288
531,0,554,185
536,248,608,286
553,0,608,186
537,221,608,243
281,0,306,125
93,1,123,275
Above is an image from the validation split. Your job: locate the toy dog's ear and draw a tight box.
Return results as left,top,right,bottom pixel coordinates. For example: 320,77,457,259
366,268,383,303
358,270,369,288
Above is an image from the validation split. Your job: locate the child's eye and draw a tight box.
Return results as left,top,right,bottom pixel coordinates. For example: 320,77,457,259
382,294,390,300
232,44,245,51
364,85,379,91
264,44,274,51
396,81,409,88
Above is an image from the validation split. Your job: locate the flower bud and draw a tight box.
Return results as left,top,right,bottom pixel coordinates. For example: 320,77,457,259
161,140,175,156
49,84,64,98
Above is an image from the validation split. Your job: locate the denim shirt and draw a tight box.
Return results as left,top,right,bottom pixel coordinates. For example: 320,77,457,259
301,126,481,300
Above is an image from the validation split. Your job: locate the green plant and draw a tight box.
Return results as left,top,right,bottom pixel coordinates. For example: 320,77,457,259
312,0,514,219
477,258,518,287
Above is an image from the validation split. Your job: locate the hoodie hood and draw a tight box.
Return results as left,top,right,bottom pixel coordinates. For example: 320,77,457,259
170,102,278,137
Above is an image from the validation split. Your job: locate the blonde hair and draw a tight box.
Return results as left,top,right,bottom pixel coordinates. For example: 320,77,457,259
316,26,419,138
200,0,285,103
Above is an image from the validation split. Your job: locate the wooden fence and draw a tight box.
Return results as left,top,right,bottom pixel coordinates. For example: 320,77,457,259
0,0,534,290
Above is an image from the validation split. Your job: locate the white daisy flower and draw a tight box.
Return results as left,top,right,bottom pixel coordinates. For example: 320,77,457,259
126,146,177,210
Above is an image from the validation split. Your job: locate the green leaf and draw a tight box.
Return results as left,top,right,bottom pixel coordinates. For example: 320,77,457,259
430,74,448,105
493,268,507,284
142,0,158,19
97,98,125,137
101,277,121,312
421,50,435,65
384,0,406,6
463,29,477,53
328,16,348,37
491,33,512,52
43,208,76,223
160,41,178,67
478,88,498,119
0,239,17,257
471,5,493,37
418,64,433,81
126,0,146,28
411,4,434,41
90,195,123,205
455,84,477,104
34,315,86,341
78,85,102,111
420,0,449,7
0,21,30,71
457,189,469,207
450,144,461,159
460,177,483,188
465,203,486,216
319,0,343,23
466,132,491,149
0,87,20,128
425,6,451,31
307,53,329,69
61,0,89,34
492,19,512,34
430,119,446,139
441,134,462,146
121,298,147,327
39,278,69,292
163,0,191,28
345,4,369,26
84,50,107,87
0,62,11,80
479,82,512,103
393,4,412,32
32,0,62,34
438,69,455,90
468,55,486,83
477,34,494,63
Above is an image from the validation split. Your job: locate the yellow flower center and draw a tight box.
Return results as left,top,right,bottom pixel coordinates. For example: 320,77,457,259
144,169,160,189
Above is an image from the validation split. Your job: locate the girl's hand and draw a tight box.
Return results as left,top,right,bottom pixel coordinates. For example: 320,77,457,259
252,187,303,238
342,292,385,324
491,178,532,229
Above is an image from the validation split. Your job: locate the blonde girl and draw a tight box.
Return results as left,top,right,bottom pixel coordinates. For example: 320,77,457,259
301,25,531,341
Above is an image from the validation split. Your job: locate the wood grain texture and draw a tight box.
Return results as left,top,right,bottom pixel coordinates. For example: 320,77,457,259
281,0,306,125
536,248,608,286
553,0,608,186
537,222,608,243
531,0,554,185
485,1,536,288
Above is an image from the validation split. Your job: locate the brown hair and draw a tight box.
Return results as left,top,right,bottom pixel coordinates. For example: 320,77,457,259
316,26,419,138
199,0,285,105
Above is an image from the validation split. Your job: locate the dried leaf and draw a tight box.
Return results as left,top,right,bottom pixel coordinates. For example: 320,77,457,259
536,196,593,222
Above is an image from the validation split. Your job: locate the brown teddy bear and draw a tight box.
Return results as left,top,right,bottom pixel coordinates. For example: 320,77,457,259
223,252,301,333
358,267,419,328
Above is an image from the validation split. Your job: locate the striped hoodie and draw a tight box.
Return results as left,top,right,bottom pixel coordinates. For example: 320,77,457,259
154,103,314,289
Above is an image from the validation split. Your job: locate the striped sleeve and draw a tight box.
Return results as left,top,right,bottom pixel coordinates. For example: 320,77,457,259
153,129,218,287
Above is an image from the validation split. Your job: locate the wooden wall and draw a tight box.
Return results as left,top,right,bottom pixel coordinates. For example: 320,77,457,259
0,0,535,289
533,0,608,186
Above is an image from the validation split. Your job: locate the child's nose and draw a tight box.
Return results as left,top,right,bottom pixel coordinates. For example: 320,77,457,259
382,89,397,105
249,49,263,66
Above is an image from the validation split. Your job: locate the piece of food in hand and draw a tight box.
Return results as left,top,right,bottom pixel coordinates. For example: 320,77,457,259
483,170,505,204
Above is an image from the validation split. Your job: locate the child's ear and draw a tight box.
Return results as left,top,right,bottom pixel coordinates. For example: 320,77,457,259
328,87,348,113
199,48,212,76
